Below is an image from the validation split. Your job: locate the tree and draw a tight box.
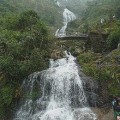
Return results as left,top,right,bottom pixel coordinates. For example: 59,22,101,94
0,10,52,119
17,10,39,30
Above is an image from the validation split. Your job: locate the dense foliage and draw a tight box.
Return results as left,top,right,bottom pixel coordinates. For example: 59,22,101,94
0,10,52,119
0,0,94,30
83,0,120,24
0,0,61,27
67,0,120,35
74,0,120,104
77,49,120,96
107,25,120,50
0,0,120,119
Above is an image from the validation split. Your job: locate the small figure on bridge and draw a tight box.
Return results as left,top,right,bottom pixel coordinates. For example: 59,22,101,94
75,32,78,36
100,18,104,24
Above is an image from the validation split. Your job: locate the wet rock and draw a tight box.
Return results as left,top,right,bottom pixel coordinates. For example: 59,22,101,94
80,71,110,107
115,55,120,64
92,108,114,120
81,75,98,107
50,49,64,59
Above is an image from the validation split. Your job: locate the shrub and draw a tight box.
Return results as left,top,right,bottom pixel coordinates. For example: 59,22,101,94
107,28,120,50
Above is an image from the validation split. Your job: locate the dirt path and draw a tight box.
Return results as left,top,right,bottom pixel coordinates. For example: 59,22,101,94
92,108,114,120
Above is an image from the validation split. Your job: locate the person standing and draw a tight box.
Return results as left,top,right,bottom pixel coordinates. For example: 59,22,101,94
112,97,120,120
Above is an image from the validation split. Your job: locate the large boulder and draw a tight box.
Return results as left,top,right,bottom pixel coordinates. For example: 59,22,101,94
80,71,110,107
50,49,64,59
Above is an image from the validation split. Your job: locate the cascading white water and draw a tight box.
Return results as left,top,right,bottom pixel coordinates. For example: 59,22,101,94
55,8,76,37
14,52,97,120
55,0,76,37
54,0,61,7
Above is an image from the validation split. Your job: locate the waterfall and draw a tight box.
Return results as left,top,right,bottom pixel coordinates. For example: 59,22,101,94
55,0,76,37
14,52,97,120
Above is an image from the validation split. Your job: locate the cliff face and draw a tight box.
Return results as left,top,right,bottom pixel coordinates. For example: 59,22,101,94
80,68,111,108
88,32,109,53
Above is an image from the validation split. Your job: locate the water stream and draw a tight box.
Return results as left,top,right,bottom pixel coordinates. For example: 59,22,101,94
55,0,76,37
14,1,97,119
14,52,96,120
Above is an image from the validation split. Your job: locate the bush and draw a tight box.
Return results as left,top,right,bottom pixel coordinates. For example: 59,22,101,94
107,28,120,50
0,10,52,118
77,50,120,96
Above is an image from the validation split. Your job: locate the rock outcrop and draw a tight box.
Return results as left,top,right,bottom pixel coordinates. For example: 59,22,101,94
50,49,64,59
80,70,110,107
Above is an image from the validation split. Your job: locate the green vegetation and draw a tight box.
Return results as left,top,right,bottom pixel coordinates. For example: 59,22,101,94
0,0,61,27
77,49,120,95
82,0,120,25
75,0,120,100
0,0,120,118
67,0,120,35
107,25,120,50
0,10,53,119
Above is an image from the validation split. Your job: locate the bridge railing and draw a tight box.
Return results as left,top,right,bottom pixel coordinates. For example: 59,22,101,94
56,33,89,40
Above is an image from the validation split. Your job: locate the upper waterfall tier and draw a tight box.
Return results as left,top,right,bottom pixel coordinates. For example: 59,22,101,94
55,8,76,37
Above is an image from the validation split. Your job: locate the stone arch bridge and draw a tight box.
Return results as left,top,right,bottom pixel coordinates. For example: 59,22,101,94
56,34,88,41
55,32,109,53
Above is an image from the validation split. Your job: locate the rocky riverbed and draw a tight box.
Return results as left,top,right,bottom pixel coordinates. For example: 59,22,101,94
92,108,114,120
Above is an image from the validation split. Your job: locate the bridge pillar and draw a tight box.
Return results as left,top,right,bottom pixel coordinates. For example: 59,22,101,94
88,32,109,53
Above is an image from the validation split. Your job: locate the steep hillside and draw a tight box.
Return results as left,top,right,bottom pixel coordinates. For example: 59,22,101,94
67,0,120,33
82,0,120,26
0,0,16,14
0,0,61,28
0,0,93,31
